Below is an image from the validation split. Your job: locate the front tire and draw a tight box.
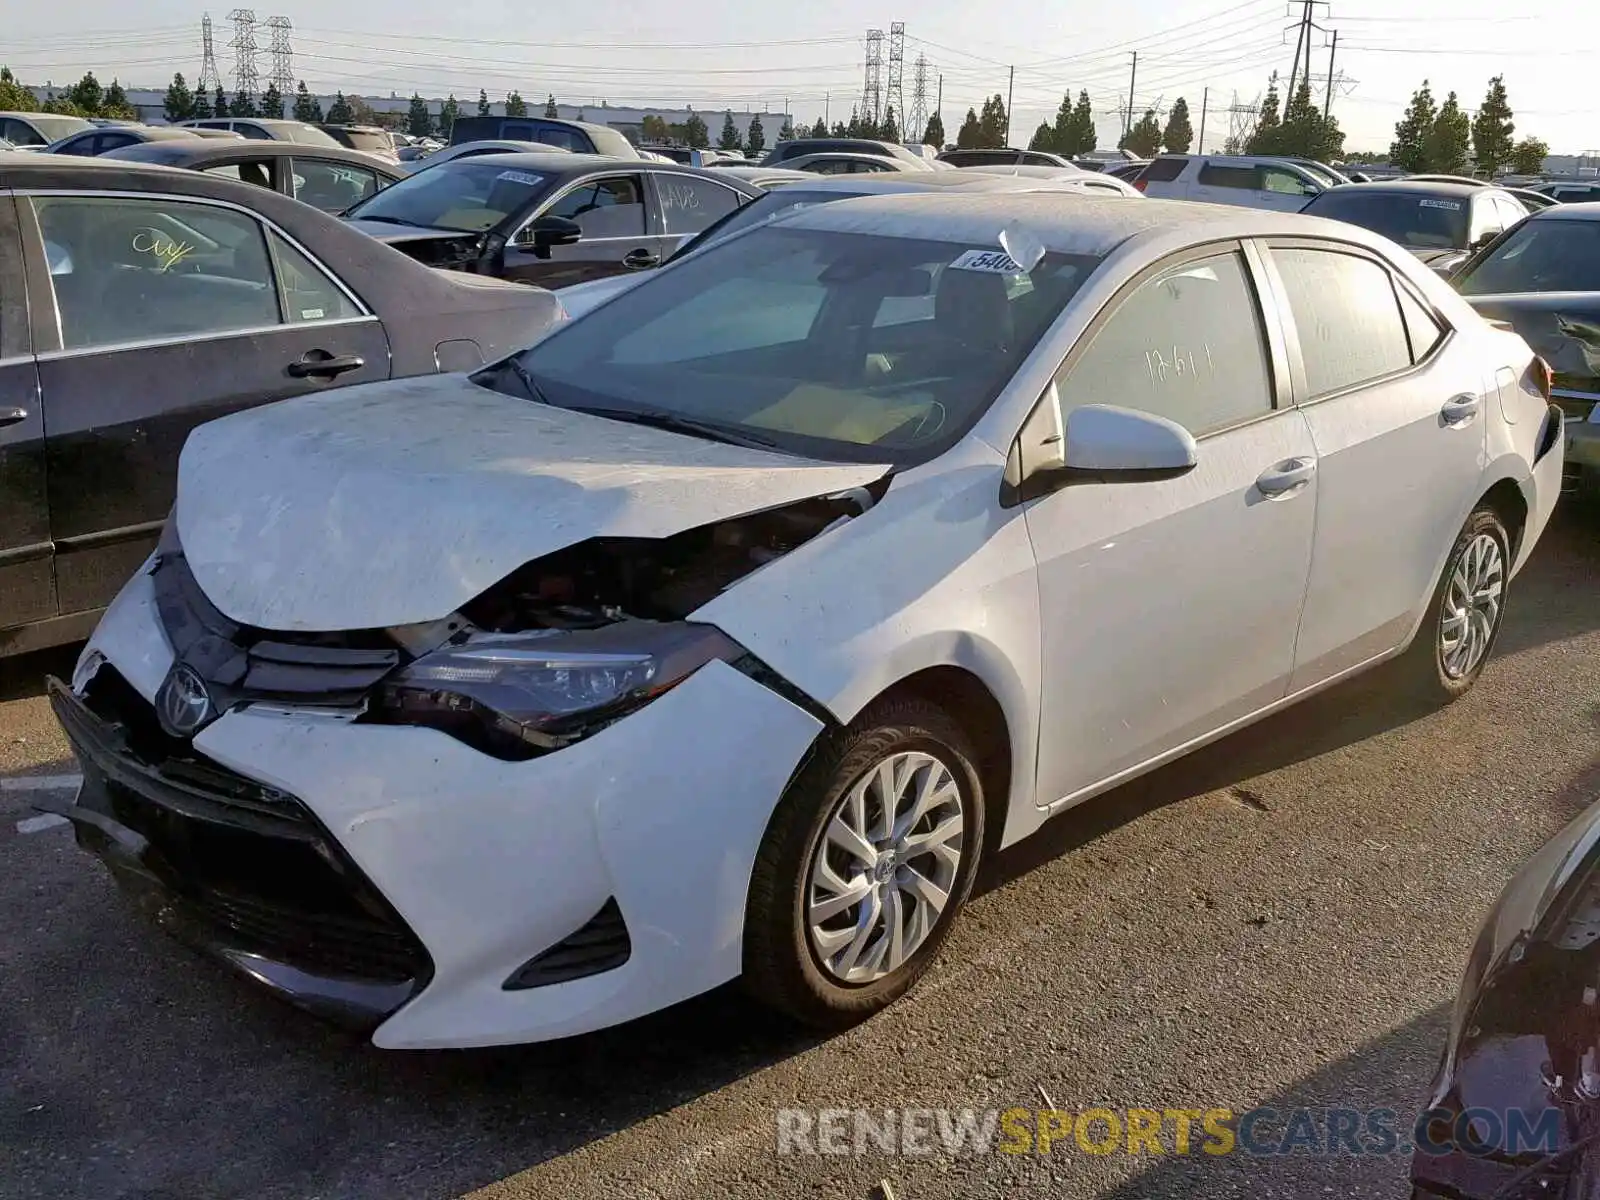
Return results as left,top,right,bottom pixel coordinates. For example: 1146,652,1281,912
742,696,986,1028
1399,506,1511,702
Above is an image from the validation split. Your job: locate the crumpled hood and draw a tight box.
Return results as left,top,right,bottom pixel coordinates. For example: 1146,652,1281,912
175,375,887,631
1464,292,1600,384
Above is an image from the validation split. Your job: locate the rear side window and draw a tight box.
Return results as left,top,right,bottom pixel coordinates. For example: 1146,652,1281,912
1138,157,1187,184
657,175,744,236
1197,164,1259,190
1396,285,1446,361
1271,247,1412,397
268,231,362,324
236,123,273,140
34,194,280,349
1056,250,1274,436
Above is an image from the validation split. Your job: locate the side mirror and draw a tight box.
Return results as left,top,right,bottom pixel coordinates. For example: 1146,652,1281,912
1003,393,1197,504
525,215,582,259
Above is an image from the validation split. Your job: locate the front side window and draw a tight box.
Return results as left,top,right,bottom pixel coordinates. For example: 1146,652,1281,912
1263,167,1314,196
292,159,381,213
1056,251,1273,437
1469,197,1508,246
509,227,1100,464
34,195,281,350
1271,247,1412,398
544,176,646,238
236,122,272,140
346,160,549,232
1456,218,1600,296
656,175,744,236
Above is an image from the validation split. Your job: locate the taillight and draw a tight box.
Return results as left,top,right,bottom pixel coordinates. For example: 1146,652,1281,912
1533,356,1553,401
1135,178,1148,192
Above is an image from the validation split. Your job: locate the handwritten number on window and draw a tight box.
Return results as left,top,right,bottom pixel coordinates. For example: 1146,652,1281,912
131,229,195,273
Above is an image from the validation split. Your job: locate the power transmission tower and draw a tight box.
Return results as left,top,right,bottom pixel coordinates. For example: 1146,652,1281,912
862,28,884,128
909,52,929,142
886,22,905,132
266,16,293,95
198,13,222,94
228,9,260,98
1224,90,1261,154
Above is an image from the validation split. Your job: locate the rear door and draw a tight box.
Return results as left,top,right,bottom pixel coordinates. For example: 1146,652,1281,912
22,188,391,616
499,172,671,288
650,171,747,257
0,193,54,634
1257,238,1489,689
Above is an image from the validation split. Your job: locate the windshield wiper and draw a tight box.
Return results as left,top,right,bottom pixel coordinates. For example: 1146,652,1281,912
568,406,785,451
353,214,429,228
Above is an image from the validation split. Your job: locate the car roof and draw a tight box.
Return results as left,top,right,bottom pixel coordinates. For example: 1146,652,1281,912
1527,201,1600,221
778,190,1405,257
1326,179,1489,198
102,140,396,168
774,171,1080,194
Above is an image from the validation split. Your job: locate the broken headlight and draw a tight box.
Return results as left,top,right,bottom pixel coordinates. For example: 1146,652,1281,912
373,620,744,759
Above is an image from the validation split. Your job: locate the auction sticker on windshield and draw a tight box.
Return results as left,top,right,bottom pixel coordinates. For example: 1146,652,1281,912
950,249,1025,273
496,170,544,187
1419,199,1463,210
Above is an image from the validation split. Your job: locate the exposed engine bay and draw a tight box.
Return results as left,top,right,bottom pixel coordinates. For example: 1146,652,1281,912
454,483,885,634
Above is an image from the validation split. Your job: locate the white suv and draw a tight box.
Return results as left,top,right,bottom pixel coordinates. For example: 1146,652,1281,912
1136,154,1328,212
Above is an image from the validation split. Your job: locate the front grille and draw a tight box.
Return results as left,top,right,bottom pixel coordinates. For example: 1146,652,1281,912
67,669,431,991
504,898,631,989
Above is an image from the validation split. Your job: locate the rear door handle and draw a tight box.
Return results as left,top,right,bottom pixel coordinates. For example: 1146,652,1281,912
287,353,365,379
0,406,27,429
1441,394,1481,427
622,248,660,270
1255,456,1316,499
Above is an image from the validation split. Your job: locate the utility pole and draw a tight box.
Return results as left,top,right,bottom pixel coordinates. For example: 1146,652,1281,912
1005,64,1014,146
825,92,830,125
1125,51,1138,139
1324,30,1337,119
1198,87,1209,154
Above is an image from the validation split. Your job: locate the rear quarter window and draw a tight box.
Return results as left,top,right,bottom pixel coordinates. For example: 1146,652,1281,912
1138,157,1188,184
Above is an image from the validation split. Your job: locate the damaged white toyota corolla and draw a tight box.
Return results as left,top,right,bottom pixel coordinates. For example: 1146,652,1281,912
51,193,1565,1048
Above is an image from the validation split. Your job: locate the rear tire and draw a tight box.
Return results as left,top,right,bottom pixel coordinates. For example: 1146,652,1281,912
1397,506,1511,702
742,696,985,1029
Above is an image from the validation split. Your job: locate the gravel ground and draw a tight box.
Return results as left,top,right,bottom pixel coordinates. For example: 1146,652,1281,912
2,512,1596,1200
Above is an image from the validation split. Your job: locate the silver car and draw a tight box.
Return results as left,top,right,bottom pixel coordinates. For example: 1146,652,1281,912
59,193,1564,1046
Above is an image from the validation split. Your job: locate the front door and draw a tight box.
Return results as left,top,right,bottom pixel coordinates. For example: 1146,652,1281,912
1027,246,1319,808
1260,241,1492,690
0,194,52,633
23,190,391,616
500,173,673,288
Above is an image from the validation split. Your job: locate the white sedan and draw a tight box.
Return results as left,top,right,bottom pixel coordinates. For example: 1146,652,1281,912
52,194,1564,1048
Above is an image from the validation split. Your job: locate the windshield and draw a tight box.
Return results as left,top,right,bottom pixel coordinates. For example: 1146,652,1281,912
1292,161,1341,187
503,226,1100,465
345,160,547,231
672,188,853,259
330,129,390,153
32,115,94,142
1304,190,1470,249
1457,219,1600,295
278,124,344,148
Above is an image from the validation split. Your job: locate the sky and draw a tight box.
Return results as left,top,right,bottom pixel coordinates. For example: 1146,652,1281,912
7,0,1596,155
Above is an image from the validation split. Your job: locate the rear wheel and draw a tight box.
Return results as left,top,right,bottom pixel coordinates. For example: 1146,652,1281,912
742,696,985,1028
1398,506,1511,701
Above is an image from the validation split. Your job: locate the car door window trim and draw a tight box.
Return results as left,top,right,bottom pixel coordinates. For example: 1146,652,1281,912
1257,236,1457,409
1042,238,1290,442
15,187,375,356
32,315,381,364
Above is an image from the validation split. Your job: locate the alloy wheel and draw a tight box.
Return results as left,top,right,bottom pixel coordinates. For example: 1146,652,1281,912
805,750,966,985
1439,531,1505,680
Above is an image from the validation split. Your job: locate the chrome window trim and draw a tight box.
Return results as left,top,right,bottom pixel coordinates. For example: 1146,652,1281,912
16,187,375,353
32,315,381,364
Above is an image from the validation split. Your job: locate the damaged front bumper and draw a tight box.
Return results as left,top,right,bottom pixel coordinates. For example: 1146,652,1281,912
59,564,827,1048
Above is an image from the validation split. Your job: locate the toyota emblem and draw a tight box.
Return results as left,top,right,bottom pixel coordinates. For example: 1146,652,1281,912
157,664,213,737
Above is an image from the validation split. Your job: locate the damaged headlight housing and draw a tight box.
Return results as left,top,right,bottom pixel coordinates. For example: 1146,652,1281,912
374,621,744,759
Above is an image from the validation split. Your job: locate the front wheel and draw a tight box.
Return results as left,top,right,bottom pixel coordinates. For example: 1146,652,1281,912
1398,506,1511,701
742,696,986,1028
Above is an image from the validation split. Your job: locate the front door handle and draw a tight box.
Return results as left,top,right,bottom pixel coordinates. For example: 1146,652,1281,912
1255,456,1316,499
287,352,365,380
621,248,660,271
0,405,27,429
1441,394,1481,427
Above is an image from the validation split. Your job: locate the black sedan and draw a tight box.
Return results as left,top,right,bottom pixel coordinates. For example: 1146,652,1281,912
1300,180,1529,275
1454,203,1600,498
0,157,562,656
103,139,403,214
339,152,763,286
